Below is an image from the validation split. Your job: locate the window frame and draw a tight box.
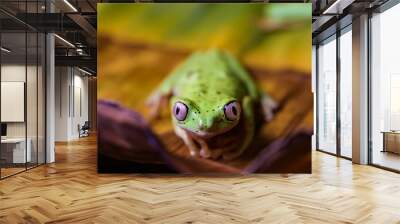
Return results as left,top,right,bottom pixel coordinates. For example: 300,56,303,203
315,22,353,160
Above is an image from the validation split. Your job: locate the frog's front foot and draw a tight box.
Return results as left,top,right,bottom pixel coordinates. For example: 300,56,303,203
174,126,201,157
186,135,214,159
261,95,278,122
186,138,210,159
191,136,211,159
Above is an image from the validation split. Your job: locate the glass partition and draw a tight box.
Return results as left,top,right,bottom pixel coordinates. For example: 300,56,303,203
27,30,38,169
0,3,46,179
317,35,337,154
1,30,28,177
370,4,400,171
339,27,352,158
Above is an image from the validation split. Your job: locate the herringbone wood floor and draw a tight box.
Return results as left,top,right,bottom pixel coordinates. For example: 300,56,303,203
0,135,399,224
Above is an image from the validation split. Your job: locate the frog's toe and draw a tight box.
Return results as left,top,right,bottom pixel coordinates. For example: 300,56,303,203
200,149,211,158
189,150,199,157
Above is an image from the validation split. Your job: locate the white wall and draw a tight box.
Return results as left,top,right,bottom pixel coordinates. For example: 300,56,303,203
1,65,26,140
1,65,32,138
1,82,25,122
55,67,89,141
71,73,89,138
1,63,46,164
1,64,25,81
55,66,70,141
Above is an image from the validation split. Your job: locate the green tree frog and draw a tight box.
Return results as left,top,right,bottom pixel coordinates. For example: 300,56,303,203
147,49,277,160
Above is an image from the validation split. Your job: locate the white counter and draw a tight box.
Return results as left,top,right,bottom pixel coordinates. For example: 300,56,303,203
1,138,32,163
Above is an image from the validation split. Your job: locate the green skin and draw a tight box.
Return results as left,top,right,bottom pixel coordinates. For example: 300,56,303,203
148,49,275,160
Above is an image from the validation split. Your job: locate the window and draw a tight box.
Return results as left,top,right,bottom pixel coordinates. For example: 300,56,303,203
317,35,337,154
370,3,400,171
339,27,352,158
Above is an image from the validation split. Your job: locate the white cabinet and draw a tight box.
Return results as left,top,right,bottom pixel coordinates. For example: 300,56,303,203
1,138,32,163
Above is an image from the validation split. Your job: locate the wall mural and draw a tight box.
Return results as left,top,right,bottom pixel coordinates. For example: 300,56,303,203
97,3,312,174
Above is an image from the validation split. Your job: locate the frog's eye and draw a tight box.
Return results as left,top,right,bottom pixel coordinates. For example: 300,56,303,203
224,101,241,121
173,102,188,121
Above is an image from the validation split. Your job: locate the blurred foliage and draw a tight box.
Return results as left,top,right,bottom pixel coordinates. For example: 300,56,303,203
98,3,311,74
264,4,310,22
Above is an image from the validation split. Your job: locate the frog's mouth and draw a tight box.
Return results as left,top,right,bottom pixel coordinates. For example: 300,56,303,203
181,125,237,139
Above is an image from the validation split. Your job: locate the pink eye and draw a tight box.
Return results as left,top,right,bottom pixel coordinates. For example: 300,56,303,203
224,101,241,121
173,102,188,121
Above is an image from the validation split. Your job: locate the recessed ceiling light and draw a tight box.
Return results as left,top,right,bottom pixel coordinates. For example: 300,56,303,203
54,34,75,48
78,67,93,76
63,0,78,12
322,0,354,15
1,47,11,53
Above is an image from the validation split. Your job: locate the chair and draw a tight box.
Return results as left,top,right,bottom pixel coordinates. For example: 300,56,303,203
79,121,90,138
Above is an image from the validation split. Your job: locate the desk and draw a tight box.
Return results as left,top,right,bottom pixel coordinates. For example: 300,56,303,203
1,138,31,163
382,131,400,154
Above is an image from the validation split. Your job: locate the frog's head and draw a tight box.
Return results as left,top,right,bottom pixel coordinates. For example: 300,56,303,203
171,97,241,138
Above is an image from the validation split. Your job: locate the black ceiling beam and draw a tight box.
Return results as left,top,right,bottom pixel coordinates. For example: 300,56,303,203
67,13,96,45
10,13,85,32
0,18,27,31
86,0,97,12
55,55,96,72
151,0,307,1
55,47,97,57
14,12,97,47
